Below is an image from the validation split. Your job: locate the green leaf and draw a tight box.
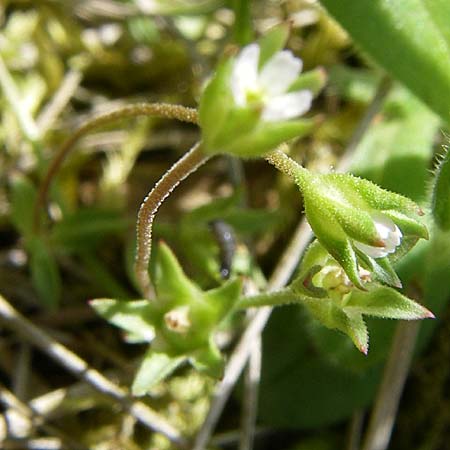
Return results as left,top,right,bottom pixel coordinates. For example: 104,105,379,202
320,0,450,122
51,209,129,251
90,298,156,343
303,298,369,353
29,238,61,310
10,174,37,238
132,350,185,396
431,147,450,230
345,286,434,320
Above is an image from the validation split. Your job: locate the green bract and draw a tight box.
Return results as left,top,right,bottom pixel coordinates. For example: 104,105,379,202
198,25,325,158
91,242,242,395
295,168,429,289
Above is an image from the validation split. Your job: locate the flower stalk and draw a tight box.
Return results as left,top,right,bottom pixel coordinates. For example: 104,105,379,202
135,142,208,299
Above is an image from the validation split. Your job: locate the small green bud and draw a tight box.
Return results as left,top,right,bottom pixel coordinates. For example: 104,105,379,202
295,169,428,288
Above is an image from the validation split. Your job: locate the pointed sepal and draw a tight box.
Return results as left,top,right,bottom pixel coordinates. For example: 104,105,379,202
345,286,435,320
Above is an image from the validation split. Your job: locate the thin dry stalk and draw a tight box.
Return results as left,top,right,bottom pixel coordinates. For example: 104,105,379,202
0,294,188,448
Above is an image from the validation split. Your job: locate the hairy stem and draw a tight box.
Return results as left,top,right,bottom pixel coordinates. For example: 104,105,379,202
265,146,311,187
33,103,198,232
135,142,208,298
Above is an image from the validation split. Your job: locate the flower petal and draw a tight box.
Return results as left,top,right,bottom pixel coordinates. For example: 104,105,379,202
259,50,302,96
354,241,391,259
262,90,312,122
231,43,260,106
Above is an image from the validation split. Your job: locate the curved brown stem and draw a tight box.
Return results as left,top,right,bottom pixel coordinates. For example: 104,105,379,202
135,142,209,299
33,103,198,232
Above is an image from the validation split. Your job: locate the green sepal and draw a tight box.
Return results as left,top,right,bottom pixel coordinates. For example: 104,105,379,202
291,241,332,297
356,252,402,288
288,67,328,96
226,118,315,158
431,147,450,230
190,340,225,379
153,241,201,305
211,107,260,151
382,209,429,240
325,173,421,215
199,58,234,149
257,23,290,68
344,286,434,320
303,298,369,354
304,207,364,289
90,298,157,343
204,277,243,322
132,350,186,396
331,203,381,246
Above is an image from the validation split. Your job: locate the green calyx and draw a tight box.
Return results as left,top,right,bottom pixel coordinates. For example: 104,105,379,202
91,242,242,395
198,25,325,158
294,169,428,288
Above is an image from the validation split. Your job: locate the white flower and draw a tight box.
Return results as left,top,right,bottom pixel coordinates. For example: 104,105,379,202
354,214,402,259
230,43,313,122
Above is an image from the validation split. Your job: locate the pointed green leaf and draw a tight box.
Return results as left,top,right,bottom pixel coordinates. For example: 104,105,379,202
132,350,185,395
90,298,156,343
51,209,129,251
29,238,61,310
303,298,369,354
320,0,450,122
431,147,450,230
345,286,434,320
10,174,37,238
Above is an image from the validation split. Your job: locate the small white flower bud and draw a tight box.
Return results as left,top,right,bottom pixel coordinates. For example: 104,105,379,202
354,214,402,259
